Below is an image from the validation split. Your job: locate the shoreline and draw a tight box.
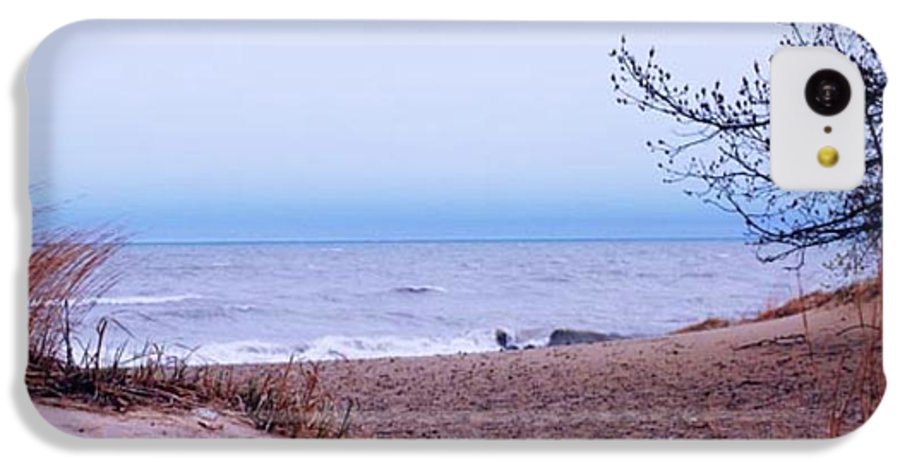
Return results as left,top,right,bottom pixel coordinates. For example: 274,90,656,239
33,281,883,439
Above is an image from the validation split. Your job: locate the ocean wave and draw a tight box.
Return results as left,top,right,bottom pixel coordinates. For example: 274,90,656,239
186,331,497,365
683,272,717,279
87,294,203,306
227,304,257,313
391,285,447,294
533,275,572,283
189,340,308,365
95,326,626,366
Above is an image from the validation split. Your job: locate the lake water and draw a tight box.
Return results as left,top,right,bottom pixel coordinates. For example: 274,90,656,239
82,239,840,364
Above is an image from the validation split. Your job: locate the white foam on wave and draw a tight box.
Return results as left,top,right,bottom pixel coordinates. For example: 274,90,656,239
185,331,498,365
228,304,257,312
87,294,203,306
189,340,307,365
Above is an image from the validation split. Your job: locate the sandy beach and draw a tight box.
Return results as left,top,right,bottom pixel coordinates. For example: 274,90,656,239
34,286,883,439
25,20,886,443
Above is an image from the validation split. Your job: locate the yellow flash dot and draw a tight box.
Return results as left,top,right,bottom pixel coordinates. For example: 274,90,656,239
817,146,839,168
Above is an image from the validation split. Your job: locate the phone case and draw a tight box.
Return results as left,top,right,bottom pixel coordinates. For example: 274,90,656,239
26,21,884,439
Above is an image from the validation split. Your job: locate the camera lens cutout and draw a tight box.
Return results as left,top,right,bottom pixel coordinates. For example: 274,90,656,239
805,69,851,116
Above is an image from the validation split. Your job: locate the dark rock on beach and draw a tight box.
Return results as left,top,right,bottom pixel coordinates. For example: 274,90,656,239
547,329,625,347
495,329,511,349
497,328,622,350
495,329,520,350
496,329,538,351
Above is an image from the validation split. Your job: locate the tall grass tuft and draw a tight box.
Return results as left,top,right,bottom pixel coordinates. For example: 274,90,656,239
28,229,123,365
234,359,354,438
825,271,884,436
26,228,354,438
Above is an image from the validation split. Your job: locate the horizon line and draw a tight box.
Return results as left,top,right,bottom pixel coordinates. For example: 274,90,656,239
123,235,748,246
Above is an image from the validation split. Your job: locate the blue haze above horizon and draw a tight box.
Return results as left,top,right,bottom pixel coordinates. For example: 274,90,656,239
27,21,783,243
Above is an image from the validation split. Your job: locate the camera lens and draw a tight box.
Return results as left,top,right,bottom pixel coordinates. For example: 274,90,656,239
805,69,851,116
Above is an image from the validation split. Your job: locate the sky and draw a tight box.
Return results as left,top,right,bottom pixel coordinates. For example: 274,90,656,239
27,21,784,242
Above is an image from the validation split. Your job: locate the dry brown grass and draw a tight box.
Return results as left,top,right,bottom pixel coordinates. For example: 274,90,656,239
27,228,354,438
29,229,123,364
671,277,882,335
233,359,355,437
754,291,834,321
824,273,884,437
671,317,731,334
27,339,355,438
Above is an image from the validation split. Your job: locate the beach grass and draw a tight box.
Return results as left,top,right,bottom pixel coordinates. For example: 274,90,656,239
672,277,881,333
27,228,354,438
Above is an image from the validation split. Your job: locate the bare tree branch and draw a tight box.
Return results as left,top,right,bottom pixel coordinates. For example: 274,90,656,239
610,23,884,272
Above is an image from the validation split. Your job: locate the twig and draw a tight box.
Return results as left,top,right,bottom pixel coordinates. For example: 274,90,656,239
732,334,807,351
835,324,881,337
